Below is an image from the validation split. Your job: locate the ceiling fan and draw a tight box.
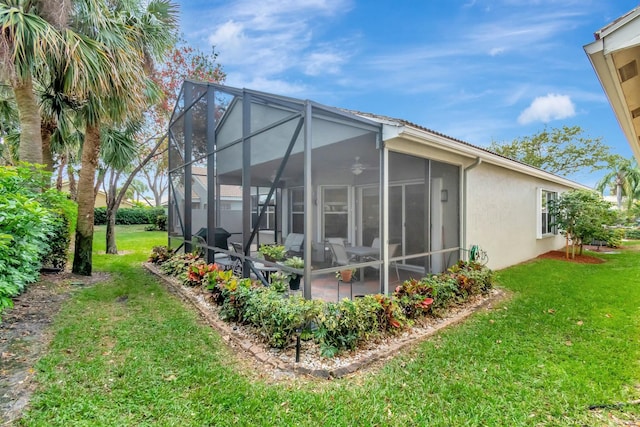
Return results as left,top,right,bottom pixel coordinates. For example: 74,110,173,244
350,156,376,175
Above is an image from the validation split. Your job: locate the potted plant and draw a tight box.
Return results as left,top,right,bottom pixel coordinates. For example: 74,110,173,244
259,244,287,262
268,271,289,293
335,268,356,282
283,256,304,290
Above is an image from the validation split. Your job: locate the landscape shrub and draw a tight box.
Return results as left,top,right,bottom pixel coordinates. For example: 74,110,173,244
243,289,321,348
216,277,257,323
183,260,219,287
148,245,174,264
39,213,70,270
605,228,625,248
152,251,494,357
38,189,77,271
155,214,167,231
0,164,75,317
314,296,383,357
159,252,200,279
624,228,640,240
94,206,165,225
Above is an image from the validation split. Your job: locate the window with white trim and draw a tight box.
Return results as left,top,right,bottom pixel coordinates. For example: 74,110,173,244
538,189,557,238
322,186,349,240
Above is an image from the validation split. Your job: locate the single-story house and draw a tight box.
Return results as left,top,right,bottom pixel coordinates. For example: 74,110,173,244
584,6,640,163
60,181,135,208
168,81,589,298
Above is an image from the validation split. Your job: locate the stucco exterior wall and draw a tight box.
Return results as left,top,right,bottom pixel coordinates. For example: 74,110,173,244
465,162,571,270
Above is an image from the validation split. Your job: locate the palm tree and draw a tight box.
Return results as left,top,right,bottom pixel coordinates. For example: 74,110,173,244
0,0,105,167
0,85,19,165
0,1,59,164
596,155,640,211
129,179,149,204
70,0,177,274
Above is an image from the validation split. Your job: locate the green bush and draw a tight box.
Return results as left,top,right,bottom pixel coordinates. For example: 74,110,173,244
605,228,625,248
314,296,383,357
0,164,74,317
94,207,165,225
244,289,321,348
155,214,167,231
39,213,70,270
38,188,77,271
148,245,174,264
156,251,495,357
159,252,200,277
624,228,640,240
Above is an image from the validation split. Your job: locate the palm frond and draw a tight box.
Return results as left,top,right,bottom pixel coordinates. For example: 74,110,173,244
100,123,139,170
0,4,63,80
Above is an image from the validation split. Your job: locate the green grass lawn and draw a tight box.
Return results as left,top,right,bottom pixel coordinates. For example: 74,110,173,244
20,228,640,426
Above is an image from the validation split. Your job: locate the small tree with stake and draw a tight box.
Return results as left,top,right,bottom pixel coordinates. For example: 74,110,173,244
549,189,616,258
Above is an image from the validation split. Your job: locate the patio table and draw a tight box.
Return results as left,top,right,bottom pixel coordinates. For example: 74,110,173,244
345,246,379,259
345,246,379,284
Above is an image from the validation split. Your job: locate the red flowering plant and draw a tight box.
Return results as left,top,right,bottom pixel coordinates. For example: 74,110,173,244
393,278,435,319
373,294,407,331
183,261,220,287
445,260,493,297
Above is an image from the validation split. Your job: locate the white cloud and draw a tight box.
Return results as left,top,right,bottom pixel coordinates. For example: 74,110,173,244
304,51,345,76
488,47,506,56
225,73,308,96
517,93,576,124
202,0,352,87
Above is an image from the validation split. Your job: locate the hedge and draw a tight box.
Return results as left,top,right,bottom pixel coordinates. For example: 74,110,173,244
0,164,76,318
624,228,640,240
94,207,165,225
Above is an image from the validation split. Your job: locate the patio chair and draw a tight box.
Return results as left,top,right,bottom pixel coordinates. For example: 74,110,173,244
364,243,400,281
283,233,304,257
326,237,345,246
371,237,380,249
328,241,353,267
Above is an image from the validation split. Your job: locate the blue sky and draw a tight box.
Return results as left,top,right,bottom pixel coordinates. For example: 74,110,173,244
174,0,640,187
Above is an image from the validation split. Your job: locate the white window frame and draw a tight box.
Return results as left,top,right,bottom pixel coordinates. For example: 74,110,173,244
537,188,558,239
320,185,352,241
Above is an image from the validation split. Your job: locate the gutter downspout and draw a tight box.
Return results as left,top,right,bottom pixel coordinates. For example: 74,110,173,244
463,157,482,260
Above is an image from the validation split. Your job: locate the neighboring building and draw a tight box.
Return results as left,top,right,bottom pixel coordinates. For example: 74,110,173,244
584,6,640,163
168,82,589,297
60,182,135,208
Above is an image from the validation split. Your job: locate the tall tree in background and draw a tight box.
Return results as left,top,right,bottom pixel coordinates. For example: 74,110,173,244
489,126,612,176
71,0,178,275
138,42,226,206
596,155,640,211
98,42,225,253
0,0,107,167
97,122,140,254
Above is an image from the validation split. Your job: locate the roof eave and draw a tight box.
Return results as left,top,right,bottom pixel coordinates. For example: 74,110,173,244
584,12,640,164
390,124,591,190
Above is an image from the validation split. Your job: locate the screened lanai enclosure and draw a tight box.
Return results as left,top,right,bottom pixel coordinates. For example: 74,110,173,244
168,81,461,299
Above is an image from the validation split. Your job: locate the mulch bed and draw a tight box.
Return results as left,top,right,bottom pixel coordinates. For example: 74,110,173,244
536,250,605,264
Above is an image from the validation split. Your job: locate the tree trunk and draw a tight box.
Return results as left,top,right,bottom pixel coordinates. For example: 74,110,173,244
68,162,77,201
105,169,120,254
72,122,101,275
106,208,118,254
56,153,66,190
14,77,43,165
41,118,56,175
